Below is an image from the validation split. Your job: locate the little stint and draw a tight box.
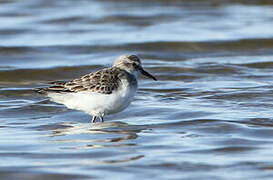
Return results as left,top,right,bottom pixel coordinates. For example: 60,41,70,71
37,55,157,123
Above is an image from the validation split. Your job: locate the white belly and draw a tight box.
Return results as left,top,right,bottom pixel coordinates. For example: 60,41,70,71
48,83,137,117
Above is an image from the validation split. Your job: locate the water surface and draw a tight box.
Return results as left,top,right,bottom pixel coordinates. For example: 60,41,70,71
1,0,273,179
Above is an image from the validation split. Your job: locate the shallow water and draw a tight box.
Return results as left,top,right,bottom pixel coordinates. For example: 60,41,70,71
1,0,273,179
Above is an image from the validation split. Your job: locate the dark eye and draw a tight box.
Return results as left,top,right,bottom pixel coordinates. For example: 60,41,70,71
132,63,138,68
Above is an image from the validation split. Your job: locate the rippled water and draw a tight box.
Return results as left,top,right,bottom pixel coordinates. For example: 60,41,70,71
1,0,273,179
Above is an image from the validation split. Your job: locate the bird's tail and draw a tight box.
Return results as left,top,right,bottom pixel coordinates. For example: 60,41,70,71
34,80,68,94
34,88,48,94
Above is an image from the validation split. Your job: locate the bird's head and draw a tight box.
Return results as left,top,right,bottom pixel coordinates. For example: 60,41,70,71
113,55,157,81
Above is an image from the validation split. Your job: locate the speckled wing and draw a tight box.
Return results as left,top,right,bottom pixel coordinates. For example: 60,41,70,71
40,67,123,94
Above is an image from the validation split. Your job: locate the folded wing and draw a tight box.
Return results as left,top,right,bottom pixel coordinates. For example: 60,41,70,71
37,67,123,94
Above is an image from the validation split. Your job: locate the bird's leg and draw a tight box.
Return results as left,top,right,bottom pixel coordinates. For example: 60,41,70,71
99,116,104,123
91,116,97,123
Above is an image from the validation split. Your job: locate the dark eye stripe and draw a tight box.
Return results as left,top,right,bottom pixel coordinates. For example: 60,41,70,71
128,55,140,63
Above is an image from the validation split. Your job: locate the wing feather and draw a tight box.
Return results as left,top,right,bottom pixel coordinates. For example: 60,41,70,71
38,67,124,94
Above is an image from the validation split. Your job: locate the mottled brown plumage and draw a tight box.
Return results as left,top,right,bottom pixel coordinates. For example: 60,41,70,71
44,67,128,94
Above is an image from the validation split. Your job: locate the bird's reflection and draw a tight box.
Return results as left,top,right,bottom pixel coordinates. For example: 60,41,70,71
41,121,147,164
47,121,148,149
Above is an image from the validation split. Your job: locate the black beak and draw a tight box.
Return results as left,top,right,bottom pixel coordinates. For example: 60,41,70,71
140,68,157,81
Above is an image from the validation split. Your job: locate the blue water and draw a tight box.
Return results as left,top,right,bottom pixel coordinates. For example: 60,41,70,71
1,0,273,179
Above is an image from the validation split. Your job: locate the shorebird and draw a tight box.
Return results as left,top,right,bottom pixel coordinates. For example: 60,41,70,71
37,55,157,123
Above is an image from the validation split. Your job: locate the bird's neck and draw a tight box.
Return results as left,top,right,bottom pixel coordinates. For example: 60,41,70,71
115,66,139,79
